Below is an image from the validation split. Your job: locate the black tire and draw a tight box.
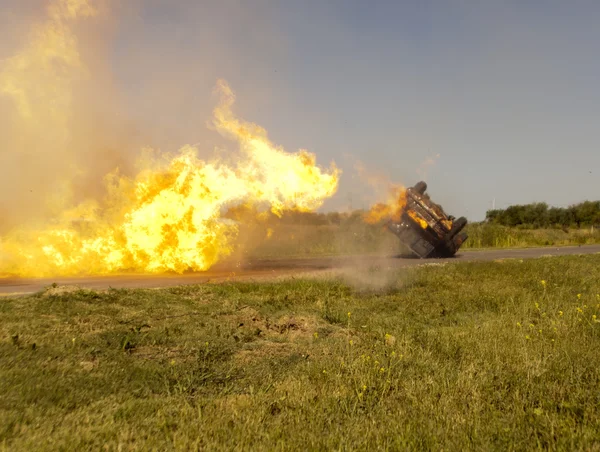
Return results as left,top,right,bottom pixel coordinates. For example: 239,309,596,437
413,181,427,195
448,217,467,237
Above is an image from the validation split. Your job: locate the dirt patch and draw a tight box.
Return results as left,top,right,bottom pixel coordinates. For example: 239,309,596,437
41,285,86,297
228,308,336,364
229,307,330,342
235,341,301,364
79,360,98,371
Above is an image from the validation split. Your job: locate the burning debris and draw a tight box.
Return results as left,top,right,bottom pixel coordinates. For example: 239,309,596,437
367,182,468,258
387,181,468,258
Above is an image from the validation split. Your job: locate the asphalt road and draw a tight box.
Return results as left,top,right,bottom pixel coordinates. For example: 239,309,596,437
1,244,599,297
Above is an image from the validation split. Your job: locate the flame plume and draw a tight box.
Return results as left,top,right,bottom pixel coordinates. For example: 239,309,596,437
0,1,339,278
0,81,339,277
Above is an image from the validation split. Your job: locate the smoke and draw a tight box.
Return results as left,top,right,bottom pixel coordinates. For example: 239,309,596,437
416,153,441,181
353,160,394,200
0,0,138,232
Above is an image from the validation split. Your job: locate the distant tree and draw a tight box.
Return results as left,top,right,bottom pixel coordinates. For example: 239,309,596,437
574,201,600,226
526,203,548,227
485,209,502,223
502,205,524,227
547,207,563,226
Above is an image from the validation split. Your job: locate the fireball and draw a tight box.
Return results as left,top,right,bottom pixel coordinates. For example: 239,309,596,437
0,1,339,278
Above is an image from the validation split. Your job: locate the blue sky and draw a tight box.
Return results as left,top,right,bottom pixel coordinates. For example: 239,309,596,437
4,0,600,221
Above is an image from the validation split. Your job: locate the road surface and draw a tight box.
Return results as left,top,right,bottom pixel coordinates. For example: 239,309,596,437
1,245,599,297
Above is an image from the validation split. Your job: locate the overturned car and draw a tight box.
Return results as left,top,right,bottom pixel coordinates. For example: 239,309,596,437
387,182,468,258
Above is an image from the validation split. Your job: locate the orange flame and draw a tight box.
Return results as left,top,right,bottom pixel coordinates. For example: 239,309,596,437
407,210,429,229
364,185,406,224
364,185,430,230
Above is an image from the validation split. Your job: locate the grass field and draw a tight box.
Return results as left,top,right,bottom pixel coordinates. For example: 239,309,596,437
461,224,600,250
2,254,600,450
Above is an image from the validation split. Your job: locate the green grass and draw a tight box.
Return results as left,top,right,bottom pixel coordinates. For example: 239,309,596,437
462,223,600,250
2,255,600,450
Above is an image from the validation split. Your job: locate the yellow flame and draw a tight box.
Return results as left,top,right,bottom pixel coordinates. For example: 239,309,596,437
0,80,339,277
211,79,340,216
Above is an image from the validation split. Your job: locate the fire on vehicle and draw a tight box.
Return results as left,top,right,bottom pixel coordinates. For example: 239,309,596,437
386,181,468,258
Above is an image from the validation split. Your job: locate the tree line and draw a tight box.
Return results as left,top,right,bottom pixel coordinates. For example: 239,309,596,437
486,201,600,228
